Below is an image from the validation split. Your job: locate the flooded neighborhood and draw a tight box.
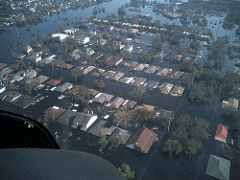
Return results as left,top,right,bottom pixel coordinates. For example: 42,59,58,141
1,0,240,179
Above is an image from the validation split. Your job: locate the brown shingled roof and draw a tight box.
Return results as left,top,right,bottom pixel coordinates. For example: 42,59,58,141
126,127,157,153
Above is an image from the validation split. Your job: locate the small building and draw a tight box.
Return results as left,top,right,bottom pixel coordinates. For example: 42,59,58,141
103,70,116,79
113,56,123,66
25,69,37,79
10,70,25,83
123,61,138,67
109,128,133,145
206,154,230,180
0,84,6,94
122,100,137,109
143,80,159,90
134,104,155,111
22,44,33,55
110,72,125,81
47,79,61,86
91,93,114,104
156,68,173,77
169,71,185,79
0,67,14,77
71,112,98,131
86,48,94,56
124,45,133,53
159,83,174,95
28,52,41,62
155,109,172,120
52,33,69,42
109,97,125,109
2,91,22,103
44,106,66,121
170,85,185,96
55,110,79,127
215,124,228,143
55,82,73,93
55,62,74,70
88,120,116,137
26,75,49,87
119,77,134,84
144,66,160,74
76,35,90,45
41,55,56,64
70,49,81,60
126,127,157,154
222,98,238,109
174,54,182,62
83,66,95,75
133,63,149,71
0,63,6,69
12,94,38,109
11,52,26,59
131,77,146,86
99,39,107,46
64,28,79,35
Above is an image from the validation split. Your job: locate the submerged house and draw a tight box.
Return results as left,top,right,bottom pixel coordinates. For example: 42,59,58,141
159,83,174,95
109,128,133,145
55,82,73,93
215,124,228,143
88,120,116,137
109,97,125,109
126,127,157,154
12,94,38,109
206,154,230,180
55,110,97,131
222,98,238,109
71,112,98,131
91,93,114,104
44,106,66,121
110,72,125,81
122,99,137,109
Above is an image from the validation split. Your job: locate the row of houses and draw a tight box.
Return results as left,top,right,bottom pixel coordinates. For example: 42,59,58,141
45,105,158,153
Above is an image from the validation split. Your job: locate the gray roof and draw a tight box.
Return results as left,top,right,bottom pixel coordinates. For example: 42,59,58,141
55,110,79,126
0,67,14,77
71,113,97,129
109,128,133,145
12,94,38,109
88,120,116,137
55,82,73,93
206,154,230,180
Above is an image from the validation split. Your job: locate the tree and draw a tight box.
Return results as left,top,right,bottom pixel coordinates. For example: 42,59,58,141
114,107,134,127
185,138,203,157
222,106,238,123
134,109,155,126
93,79,105,91
98,135,108,152
118,6,126,17
68,69,83,82
129,86,146,103
118,163,135,180
162,139,182,157
109,138,120,150
167,114,209,158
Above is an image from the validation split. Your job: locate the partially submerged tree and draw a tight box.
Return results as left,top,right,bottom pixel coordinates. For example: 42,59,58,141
162,139,182,157
129,86,146,103
118,163,135,180
114,107,134,127
68,69,83,82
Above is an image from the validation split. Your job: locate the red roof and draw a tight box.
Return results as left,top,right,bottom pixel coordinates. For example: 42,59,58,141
47,79,61,86
215,124,228,143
